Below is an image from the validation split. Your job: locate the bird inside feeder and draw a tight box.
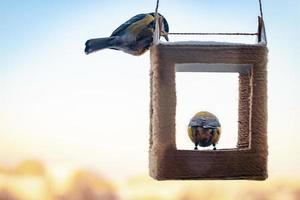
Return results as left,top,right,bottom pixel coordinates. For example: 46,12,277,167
188,111,221,150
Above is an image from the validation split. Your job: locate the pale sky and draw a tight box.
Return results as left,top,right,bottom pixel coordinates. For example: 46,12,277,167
0,0,299,179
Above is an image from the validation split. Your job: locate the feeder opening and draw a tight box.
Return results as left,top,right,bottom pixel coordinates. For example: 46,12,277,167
176,72,239,150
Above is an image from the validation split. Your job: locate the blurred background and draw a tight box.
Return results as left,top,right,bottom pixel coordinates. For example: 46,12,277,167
0,0,299,199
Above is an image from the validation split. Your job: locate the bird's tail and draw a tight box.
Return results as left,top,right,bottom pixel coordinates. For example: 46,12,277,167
85,37,115,55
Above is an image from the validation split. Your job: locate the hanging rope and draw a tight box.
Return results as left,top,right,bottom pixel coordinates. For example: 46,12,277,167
155,0,159,15
259,0,264,19
168,32,258,36
153,0,160,44
154,0,264,37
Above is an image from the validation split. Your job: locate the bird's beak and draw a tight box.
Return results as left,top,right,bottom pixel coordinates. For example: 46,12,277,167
161,30,169,41
163,34,169,41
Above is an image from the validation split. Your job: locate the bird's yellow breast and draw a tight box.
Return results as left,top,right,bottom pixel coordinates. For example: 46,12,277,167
127,14,155,38
211,127,221,145
188,126,194,142
188,126,221,145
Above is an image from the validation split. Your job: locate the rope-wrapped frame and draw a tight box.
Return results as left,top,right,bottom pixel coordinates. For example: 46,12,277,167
149,42,268,180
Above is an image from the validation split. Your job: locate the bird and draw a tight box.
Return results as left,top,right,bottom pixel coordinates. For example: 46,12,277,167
187,111,221,150
84,12,169,56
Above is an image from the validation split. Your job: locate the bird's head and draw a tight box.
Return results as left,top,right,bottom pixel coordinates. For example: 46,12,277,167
150,13,169,41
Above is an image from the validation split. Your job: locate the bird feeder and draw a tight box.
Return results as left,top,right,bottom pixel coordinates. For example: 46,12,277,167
149,2,268,180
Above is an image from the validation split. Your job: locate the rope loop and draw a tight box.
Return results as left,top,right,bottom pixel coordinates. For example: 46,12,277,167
153,0,264,37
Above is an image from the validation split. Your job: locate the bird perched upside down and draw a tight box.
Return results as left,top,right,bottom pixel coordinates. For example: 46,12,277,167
188,111,221,150
85,13,169,56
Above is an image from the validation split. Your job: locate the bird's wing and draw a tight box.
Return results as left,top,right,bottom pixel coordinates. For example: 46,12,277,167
111,13,148,37
189,117,205,127
202,118,221,128
189,117,221,128
136,24,154,41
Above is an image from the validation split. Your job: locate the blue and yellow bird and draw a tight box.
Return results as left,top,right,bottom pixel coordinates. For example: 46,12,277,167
85,13,169,56
188,111,221,150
